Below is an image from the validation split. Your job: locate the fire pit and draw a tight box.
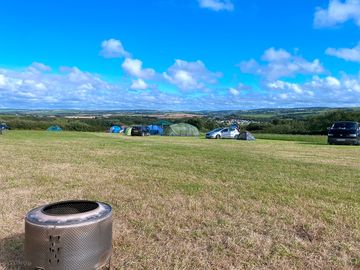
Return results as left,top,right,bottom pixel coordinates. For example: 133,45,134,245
25,200,112,270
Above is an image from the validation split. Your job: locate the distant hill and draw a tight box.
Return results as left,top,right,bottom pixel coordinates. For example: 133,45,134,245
1,107,360,121
203,107,360,121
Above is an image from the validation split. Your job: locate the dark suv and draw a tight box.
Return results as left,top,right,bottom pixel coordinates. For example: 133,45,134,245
131,126,150,136
328,121,360,145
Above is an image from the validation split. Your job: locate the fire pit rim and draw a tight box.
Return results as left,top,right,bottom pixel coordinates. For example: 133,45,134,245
26,200,112,226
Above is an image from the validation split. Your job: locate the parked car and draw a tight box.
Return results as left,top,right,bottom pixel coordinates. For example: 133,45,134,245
328,121,360,145
131,125,150,136
206,127,240,139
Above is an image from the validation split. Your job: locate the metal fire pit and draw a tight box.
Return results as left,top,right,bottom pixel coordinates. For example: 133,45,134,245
25,200,112,270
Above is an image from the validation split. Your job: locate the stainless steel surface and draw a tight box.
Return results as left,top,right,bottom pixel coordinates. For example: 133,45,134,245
25,200,112,270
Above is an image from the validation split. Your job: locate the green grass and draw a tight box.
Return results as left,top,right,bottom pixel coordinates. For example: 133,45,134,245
255,133,327,144
0,131,359,269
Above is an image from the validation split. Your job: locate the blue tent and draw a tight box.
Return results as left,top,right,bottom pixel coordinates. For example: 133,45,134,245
0,123,9,130
148,125,164,135
110,126,122,133
47,125,62,132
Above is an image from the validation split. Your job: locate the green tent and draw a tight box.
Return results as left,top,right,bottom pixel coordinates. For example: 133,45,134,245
124,127,132,136
152,120,173,128
164,123,199,137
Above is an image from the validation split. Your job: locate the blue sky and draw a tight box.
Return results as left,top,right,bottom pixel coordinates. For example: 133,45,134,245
1,0,360,110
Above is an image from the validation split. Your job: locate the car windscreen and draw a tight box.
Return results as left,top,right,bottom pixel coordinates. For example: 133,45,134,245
332,122,357,129
211,128,223,133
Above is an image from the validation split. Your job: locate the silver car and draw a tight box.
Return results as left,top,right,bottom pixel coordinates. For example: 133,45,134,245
206,127,240,139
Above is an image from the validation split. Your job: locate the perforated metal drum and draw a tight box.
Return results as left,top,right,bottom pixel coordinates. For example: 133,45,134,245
25,200,112,270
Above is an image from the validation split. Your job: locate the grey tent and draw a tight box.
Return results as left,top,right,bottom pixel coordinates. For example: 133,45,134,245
237,131,256,141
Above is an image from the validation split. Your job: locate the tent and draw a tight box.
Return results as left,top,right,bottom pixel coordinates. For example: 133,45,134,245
164,123,199,137
124,127,132,136
0,123,8,135
47,125,62,132
237,131,256,141
110,126,122,133
147,125,164,135
0,123,9,130
152,120,173,129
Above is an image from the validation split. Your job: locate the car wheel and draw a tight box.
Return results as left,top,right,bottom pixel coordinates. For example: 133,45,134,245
215,135,221,139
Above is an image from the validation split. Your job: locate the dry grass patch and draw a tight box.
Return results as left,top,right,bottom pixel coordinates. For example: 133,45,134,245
0,131,359,269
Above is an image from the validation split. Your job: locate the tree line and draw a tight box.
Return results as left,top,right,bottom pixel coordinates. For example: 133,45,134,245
1,110,359,134
245,110,360,135
0,115,220,133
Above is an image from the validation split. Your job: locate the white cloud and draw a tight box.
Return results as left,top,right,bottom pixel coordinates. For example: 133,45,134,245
326,42,360,62
100,39,130,58
229,88,240,96
227,83,251,96
130,79,148,90
314,0,360,28
2,62,360,110
267,80,304,94
0,74,7,87
240,48,324,81
198,0,234,11
163,59,221,90
122,58,155,79
263,75,360,105
28,62,52,72
0,64,118,107
0,63,200,110
262,48,291,62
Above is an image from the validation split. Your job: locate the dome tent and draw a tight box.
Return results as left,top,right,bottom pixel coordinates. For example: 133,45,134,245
110,126,122,133
152,120,173,129
147,125,164,135
237,131,256,141
0,123,9,130
164,123,199,137
0,123,9,135
124,127,132,136
47,125,62,132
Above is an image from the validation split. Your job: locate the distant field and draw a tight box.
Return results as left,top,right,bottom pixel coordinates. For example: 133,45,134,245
0,131,359,269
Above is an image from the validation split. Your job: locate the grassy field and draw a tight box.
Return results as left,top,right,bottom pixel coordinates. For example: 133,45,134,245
0,131,359,269
254,134,326,144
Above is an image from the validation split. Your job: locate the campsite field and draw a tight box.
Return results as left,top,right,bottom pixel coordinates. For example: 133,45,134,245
0,131,359,269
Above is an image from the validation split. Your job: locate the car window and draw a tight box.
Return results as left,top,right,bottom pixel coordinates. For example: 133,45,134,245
230,128,235,131
332,122,357,129
222,129,228,132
